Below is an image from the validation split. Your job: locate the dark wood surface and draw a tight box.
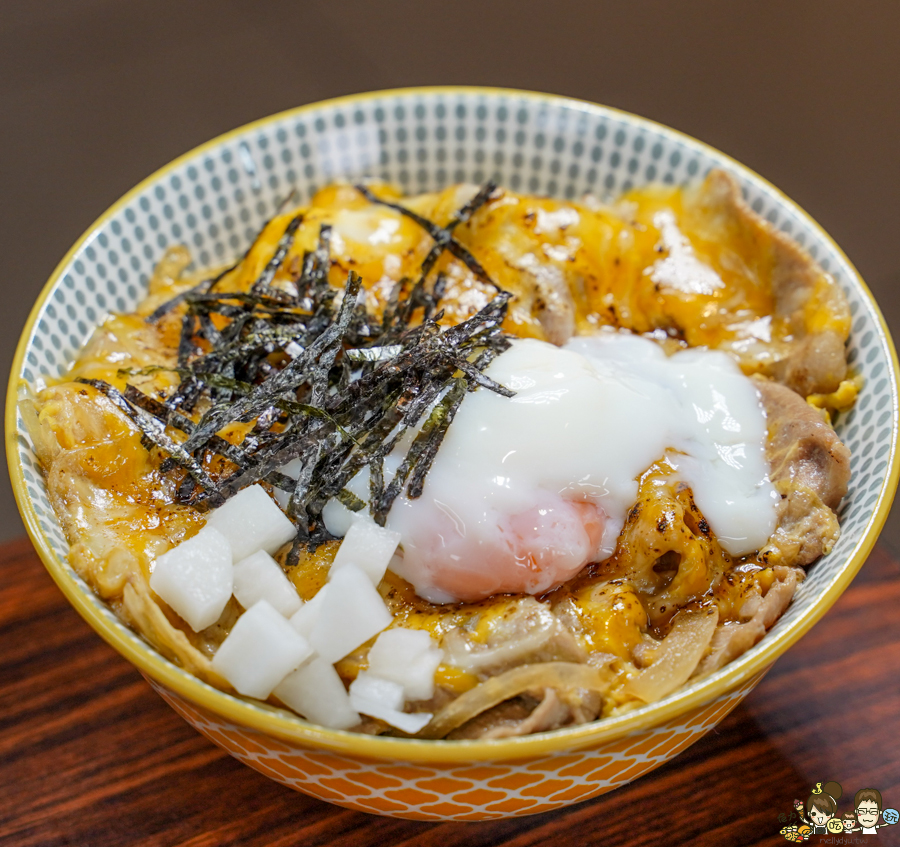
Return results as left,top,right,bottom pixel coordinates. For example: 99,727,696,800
1,537,898,846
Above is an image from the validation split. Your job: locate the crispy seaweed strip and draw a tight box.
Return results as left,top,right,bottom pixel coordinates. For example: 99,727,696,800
145,257,243,324
121,385,254,469
180,272,363,453
109,192,515,544
76,378,222,502
196,312,223,349
118,365,254,396
177,313,199,368
354,185,445,239
145,278,212,324
309,225,332,287
372,380,466,521
453,181,500,226
345,345,404,364
406,378,468,499
274,399,359,445
355,183,500,289
445,353,514,397
211,430,325,501
274,187,300,215
250,214,303,297
418,183,499,283
293,224,333,307
336,488,366,511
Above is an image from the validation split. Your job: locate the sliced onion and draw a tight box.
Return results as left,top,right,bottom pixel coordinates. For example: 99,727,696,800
418,662,614,740
623,606,718,703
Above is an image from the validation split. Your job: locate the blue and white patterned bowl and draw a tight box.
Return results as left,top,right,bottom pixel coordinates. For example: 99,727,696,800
6,88,899,817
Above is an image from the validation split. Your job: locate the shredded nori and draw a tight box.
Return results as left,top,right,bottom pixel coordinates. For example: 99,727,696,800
87,184,513,549
354,182,500,289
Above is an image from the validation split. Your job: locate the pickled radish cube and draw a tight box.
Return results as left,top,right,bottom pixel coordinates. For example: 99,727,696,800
206,484,296,561
367,628,444,701
288,586,328,639
359,706,432,735
330,516,401,585
149,526,233,632
274,657,359,730
309,565,392,663
349,672,432,734
279,458,304,478
233,550,302,617
211,600,313,699
349,671,405,710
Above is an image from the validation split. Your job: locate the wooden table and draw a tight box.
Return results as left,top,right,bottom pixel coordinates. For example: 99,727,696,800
1,537,898,846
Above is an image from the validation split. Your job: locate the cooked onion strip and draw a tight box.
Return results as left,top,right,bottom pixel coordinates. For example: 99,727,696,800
418,662,615,739
623,606,718,703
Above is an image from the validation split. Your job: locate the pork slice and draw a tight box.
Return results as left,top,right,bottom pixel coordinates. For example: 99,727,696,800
694,170,850,396
755,376,850,566
512,252,577,345
693,565,800,677
756,377,851,509
447,687,602,740
442,596,586,674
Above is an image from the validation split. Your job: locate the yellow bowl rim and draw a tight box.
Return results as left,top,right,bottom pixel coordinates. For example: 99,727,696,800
7,85,900,764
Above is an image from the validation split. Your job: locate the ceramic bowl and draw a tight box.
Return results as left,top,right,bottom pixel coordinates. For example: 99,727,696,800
7,87,899,821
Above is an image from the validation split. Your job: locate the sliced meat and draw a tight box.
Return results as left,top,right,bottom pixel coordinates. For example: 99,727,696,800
693,565,800,677
441,597,585,673
764,484,842,567
447,686,603,740
448,689,567,740
756,376,851,509
692,170,850,396
755,376,851,565
512,252,577,345
769,329,849,400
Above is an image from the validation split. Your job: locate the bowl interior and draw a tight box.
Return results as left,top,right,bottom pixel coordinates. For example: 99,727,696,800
9,87,899,757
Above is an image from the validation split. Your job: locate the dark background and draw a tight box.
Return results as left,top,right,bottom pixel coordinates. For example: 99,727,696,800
3,0,899,553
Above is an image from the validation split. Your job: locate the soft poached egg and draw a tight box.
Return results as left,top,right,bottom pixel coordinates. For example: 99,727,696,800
323,331,778,603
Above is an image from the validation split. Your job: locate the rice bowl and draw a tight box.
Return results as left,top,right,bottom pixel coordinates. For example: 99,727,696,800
7,87,898,820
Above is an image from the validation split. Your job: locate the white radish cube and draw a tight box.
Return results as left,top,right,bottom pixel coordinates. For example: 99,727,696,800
349,671,405,710
149,526,233,632
401,653,444,702
358,706,432,735
367,628,444,701
206,484,296,561
275,657,360,730
233,550,303,617
279,458,304,478
349,673,432,734
309,565,392,663
211,600,313,699
288,586,328,639
329,516,401,585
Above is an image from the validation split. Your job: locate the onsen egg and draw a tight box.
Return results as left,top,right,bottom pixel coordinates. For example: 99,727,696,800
323,332,778,603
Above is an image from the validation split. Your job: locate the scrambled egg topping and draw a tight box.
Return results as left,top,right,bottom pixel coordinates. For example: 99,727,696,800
25,174,852,712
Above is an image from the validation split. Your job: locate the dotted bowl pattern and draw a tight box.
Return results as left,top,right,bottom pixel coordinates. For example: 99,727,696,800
10,88,898,819
150,669,766,820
